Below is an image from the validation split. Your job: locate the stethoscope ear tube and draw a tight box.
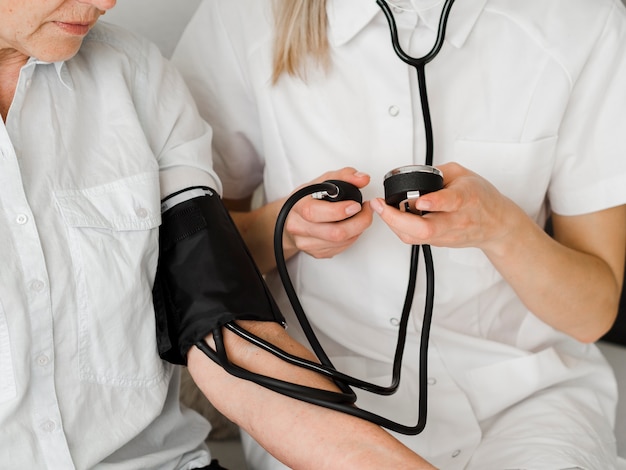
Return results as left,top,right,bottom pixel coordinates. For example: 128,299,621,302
376,0,456,68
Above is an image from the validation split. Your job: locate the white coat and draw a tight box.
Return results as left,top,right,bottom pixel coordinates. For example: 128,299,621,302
173,0,626,467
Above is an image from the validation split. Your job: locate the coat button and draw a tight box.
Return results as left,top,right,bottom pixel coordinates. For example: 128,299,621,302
388,105,400,117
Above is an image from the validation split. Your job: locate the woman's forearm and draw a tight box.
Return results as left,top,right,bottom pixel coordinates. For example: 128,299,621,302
187,321,435,470
227,198,295,274
483,205,626,343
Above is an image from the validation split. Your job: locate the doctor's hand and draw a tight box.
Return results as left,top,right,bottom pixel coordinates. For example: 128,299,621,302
369,162,525,255
283,167,373,259
371,162,625,343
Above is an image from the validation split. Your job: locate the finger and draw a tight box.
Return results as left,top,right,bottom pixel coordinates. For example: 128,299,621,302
296,197,364,224
310,167,371,190
289,204,373,241
436,162,467,182
370,198,434,243
413,163,471,213
413,186,461,214
296,233,362,259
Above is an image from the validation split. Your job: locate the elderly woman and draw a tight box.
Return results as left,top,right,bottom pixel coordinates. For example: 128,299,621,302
0,1,435,469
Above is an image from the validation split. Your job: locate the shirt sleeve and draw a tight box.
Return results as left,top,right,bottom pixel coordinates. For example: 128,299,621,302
171,0,266,200
131,31,223,199
549,0,626,216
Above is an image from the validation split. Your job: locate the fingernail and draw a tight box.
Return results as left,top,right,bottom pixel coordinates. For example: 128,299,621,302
416,199,432,211
370,198,383,214
354,171,369,178
345,203,361,216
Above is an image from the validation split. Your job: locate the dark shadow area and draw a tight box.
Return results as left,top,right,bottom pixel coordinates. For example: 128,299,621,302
603,281,626,346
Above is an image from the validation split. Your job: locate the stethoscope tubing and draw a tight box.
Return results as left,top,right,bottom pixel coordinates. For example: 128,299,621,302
376,0,456,68
378,0,456,166
274,183,419,397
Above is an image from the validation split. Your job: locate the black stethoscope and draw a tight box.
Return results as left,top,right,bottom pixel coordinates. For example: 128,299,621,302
197,0,456,435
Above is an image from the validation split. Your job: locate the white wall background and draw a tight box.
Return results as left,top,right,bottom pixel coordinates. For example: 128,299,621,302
106,0,626,58
105,0,201,57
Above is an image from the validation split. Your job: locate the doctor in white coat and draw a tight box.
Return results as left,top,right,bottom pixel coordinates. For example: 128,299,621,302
173,0,626,468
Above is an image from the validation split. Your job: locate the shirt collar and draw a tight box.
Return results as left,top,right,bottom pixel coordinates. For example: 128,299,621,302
54,61,74,90
328,0,487,49
25,57,74,90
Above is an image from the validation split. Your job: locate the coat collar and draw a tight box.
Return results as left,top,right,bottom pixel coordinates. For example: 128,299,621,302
327,0,487,49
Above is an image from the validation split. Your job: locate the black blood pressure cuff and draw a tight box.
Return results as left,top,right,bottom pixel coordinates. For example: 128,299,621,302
152,187,285,365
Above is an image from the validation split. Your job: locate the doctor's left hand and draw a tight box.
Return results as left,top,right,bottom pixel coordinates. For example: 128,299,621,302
283,167,374,259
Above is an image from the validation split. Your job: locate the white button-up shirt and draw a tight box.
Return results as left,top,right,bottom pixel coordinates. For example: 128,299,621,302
0,22,221,469
174,0,626,468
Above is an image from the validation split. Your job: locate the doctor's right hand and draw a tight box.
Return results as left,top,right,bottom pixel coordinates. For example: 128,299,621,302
283,167,373,260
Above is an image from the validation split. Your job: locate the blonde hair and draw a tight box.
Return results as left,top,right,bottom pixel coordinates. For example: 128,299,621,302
272,0,330,83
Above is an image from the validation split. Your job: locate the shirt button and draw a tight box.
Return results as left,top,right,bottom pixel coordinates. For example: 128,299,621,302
25,79,33,89
30,280,45,292
389,318,400,327
16,214,29,225
135,207,148,219
427,377,437,386
40,420,56,433
388,105,400,117
36,354,50,367
451,449,462,458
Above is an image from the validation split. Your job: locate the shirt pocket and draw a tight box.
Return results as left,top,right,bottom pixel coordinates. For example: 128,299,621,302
55,173,165,387
0,300,16,403
449,137,557,267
